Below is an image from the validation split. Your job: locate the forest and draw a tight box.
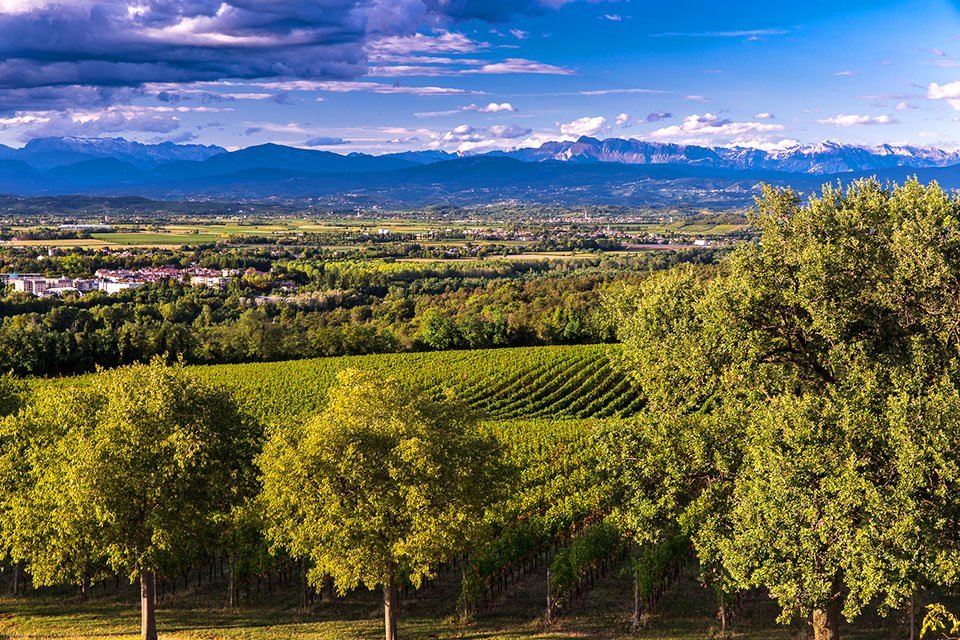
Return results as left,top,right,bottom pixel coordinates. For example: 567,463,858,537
0,252,715,376
1,180,960,640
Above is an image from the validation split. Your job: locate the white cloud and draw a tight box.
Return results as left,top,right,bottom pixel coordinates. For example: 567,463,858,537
615,112,631,127
754,112,775,119
686,95,709,102
465,58,575,75
579,88,664,96
489,124,532,139
439,123,484,143
651,29,789,38
433,122,533,152
602,14,622,21
559,116,607,137
477,102,517,113
928,81,960,110
256,80,482,96
834,71,859,77
509,29,528,40
10,105,190,139
816,114,898,126
414,102,516,118
369,32,485,57
650,113,783,144
896,102,917,110
644,111,672,122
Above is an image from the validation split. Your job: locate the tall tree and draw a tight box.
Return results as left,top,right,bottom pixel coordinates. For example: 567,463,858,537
0,361,261,640
611,179,960,640
260,368,506,640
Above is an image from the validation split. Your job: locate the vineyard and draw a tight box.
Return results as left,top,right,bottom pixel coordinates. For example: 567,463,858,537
11,345,658,639
5,341,926,640
145,344,642,424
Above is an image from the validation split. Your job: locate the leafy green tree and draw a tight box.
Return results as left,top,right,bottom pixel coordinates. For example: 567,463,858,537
260,369,506,640
612,179,960,640
0,361,260,640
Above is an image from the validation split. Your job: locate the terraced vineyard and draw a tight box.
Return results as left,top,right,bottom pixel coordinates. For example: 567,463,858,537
183,343,642,424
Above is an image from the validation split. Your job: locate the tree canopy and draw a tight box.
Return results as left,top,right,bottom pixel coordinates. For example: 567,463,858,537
260,368,507,640
609,179,960,640
0,360,261,640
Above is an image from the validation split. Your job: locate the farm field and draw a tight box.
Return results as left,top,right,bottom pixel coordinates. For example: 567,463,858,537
1,213,747,251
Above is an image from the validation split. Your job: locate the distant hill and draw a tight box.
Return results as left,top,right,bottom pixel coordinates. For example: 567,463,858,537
0,135,958,207
150,143,417,180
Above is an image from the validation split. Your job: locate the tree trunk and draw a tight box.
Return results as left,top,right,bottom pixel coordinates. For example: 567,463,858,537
383,564,398,640
545,567,553,625
10,561,20,596
909,593,916,640
812,598,841,640
631,566,640,631
227,556,236,608
719,590,727,635
460,557,470,622
299,558,309,611
140,568,157,640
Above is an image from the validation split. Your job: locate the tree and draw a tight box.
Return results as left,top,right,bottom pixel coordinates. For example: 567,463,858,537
260,368,506,640
611,179,960,640
1,360,261,640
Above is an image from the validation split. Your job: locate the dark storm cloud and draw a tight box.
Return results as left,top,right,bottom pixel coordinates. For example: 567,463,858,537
0,0,568,113
0,84,138,114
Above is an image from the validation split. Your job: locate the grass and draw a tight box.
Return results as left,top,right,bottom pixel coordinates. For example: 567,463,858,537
90,232,224,246
0,560,911,639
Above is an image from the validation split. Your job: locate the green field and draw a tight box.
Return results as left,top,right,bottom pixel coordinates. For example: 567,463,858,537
194,344,642,424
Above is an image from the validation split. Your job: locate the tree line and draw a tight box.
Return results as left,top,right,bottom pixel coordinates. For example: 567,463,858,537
0,254,716,376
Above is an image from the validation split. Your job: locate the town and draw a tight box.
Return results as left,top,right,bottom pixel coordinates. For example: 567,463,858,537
3,266,269,297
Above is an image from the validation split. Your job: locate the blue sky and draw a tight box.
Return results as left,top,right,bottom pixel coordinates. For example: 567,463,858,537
1,0,960,153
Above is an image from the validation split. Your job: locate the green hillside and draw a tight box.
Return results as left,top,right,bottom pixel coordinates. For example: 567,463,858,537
151,344,640,424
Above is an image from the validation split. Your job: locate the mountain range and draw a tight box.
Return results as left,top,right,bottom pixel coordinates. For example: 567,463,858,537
1,136,959,207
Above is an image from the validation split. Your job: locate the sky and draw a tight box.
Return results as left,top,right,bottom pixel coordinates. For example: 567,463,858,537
2,0,960,154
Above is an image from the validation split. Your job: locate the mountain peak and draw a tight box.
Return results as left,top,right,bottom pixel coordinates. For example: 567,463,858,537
17,136,226,169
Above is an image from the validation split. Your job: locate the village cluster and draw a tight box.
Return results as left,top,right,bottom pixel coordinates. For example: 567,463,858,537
2,266,265,297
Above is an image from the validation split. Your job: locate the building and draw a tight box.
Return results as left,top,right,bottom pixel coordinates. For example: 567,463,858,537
190,275,230,289
13,277,49,295
11,276,72,295
99,281,143,294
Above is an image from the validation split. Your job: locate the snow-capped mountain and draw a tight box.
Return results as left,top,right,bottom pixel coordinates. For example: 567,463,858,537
16,137,227,170
496,137,960,175
2,136,960,205
5,136,960,175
